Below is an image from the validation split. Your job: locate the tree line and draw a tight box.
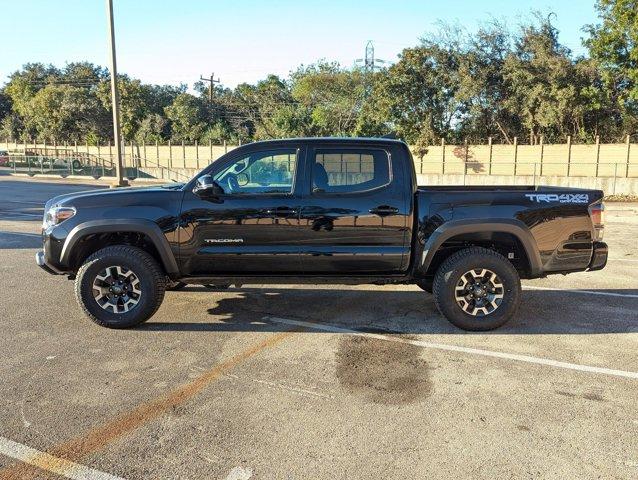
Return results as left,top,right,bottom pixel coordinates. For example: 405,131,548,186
0,0,636,149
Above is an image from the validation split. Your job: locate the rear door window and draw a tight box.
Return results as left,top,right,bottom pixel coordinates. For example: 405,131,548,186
311,149,390,194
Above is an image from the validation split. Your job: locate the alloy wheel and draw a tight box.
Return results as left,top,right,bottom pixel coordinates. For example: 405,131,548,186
92,265,142,313
454,268,504,316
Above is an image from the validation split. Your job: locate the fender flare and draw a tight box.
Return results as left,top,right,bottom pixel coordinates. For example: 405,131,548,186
418,219,543,277
60,219,179,275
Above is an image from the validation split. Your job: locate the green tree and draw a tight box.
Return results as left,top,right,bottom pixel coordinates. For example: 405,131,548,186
230,75,303,140
456,22,520,143
379,37,464,144
164,93,209,141
97,76,147,141
3,62,111,142
0,113,23,141
291,61,365,136
135,113,169,143
502,16,588,143
29,84,108,142
0,91,11,124
585,0,638,138
4,63,59,119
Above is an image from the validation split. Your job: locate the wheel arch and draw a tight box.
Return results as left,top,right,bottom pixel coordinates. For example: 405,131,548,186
61,219,179,276
416,219,543,279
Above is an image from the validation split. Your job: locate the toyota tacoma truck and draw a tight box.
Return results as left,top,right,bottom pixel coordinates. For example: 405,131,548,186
36,137,608,331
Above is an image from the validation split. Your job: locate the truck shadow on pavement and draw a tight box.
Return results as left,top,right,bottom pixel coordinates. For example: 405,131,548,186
143,287,638,335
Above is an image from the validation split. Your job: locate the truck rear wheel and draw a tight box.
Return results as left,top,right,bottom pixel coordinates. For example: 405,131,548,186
433,247,521,331
74,245,166,328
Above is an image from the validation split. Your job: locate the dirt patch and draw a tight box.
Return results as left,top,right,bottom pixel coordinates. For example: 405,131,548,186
335,335,432,405
555,390,607,402
555,390,577,398
582,393,607,403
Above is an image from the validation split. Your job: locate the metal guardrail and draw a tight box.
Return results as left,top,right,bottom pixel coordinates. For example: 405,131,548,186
0,155,192,182
2,155,116,177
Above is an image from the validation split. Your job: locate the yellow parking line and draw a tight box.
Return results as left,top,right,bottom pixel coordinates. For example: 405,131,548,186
0,330,297,480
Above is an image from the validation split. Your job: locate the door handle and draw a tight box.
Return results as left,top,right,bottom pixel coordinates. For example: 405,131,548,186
369,205,399,216
265,207,298,217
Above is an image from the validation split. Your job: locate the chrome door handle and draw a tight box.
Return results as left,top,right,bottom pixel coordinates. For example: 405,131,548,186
265,207,298,216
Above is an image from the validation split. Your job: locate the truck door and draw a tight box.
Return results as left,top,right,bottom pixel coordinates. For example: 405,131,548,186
178,146,303,275
297,145,409,274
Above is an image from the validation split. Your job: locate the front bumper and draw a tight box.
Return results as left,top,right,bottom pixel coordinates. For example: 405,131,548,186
36,250,65,275
587,241,608,271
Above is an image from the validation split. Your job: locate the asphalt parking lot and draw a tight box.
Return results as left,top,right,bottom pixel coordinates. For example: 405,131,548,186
0,173,637,480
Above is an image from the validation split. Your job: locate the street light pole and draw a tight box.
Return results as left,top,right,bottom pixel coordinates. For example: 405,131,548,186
106,0,126,187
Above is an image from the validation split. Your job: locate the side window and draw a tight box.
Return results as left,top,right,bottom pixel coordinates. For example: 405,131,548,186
312,149,390,194
214,149,297,194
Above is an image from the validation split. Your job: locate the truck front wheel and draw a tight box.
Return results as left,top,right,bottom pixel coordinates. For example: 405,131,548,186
433,247,521,331
74,245,166,328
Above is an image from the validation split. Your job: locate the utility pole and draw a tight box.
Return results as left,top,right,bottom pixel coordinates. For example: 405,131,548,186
106,0,126,187
200,73,220,101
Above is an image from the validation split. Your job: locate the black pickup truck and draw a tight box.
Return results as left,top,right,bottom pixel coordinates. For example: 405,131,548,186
36,138,608,331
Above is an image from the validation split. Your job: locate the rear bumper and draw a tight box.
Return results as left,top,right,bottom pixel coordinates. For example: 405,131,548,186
36,250,65,275
588,241,608,271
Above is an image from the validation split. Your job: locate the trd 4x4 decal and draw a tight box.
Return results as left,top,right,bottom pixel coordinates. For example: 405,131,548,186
525,193,590,204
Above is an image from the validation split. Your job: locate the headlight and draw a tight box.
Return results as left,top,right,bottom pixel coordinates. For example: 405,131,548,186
43,206,76,229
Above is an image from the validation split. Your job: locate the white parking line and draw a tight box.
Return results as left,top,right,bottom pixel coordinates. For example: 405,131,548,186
523,285,638,299
0,436,125,480
264,316,638,380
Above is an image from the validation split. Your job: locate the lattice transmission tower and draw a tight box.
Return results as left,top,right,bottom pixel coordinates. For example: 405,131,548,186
355,40,389,97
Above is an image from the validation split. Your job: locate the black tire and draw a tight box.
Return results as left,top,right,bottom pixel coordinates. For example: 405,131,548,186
416,278,433,293
72,159,82,170
433,247,521,331
74,245,166,328
166,281,187,291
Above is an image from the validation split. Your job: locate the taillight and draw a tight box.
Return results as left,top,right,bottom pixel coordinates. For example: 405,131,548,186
589,202,605,241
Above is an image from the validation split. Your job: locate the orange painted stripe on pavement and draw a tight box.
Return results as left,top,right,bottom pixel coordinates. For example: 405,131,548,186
0,330,296,480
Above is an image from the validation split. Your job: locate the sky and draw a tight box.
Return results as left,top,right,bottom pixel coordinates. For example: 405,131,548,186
1,0,599,89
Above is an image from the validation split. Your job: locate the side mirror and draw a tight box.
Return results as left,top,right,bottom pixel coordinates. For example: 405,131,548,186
193,175,225,197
